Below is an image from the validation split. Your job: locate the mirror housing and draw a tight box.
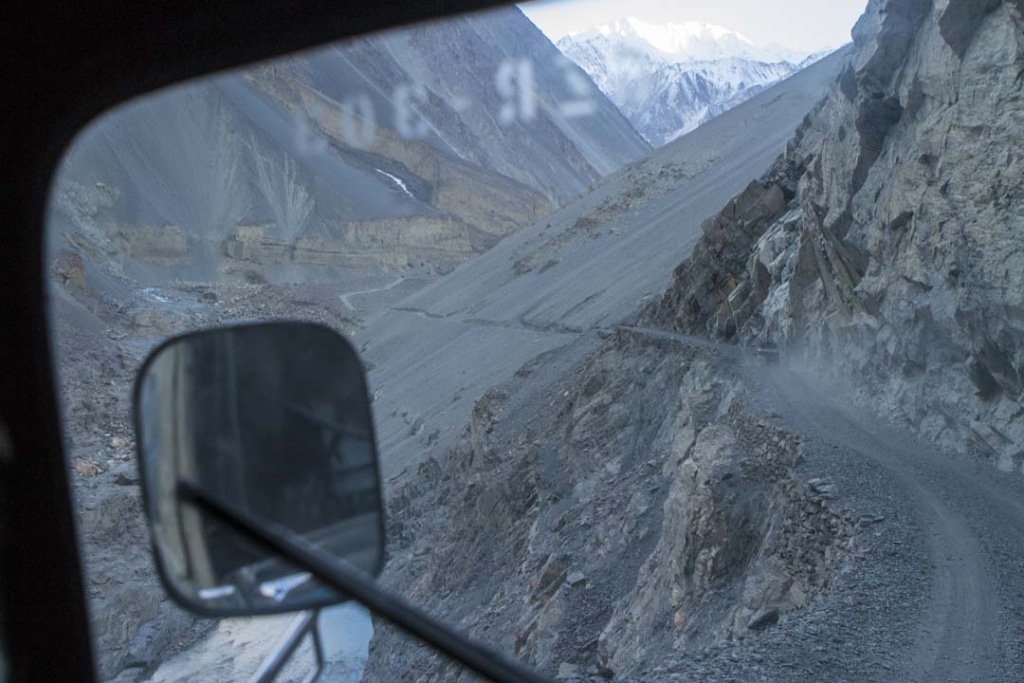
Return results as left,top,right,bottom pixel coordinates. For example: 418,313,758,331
133,322,385,617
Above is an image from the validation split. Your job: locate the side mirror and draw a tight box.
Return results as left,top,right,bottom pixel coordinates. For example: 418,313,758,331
133,322,384,616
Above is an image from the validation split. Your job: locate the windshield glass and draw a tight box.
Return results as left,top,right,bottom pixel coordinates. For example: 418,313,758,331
45,0,1024,681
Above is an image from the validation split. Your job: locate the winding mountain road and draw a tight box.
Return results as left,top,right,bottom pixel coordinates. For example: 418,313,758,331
756,362,1024,682
615,325,1024,681
339,278,406,312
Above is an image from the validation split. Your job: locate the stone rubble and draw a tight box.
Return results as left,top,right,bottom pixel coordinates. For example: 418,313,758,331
365,331,858,681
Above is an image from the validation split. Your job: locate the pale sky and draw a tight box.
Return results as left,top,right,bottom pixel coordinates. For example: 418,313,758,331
518,0,868,52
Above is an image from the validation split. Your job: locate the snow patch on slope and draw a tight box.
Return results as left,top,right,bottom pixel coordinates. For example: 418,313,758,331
375,169,415,199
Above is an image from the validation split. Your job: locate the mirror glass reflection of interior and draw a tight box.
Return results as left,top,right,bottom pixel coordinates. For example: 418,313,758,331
136,322,383,615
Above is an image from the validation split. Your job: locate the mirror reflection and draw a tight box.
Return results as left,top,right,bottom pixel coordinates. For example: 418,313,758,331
135,322,383,615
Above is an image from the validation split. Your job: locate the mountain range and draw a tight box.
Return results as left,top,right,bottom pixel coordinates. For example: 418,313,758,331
557,17,832,146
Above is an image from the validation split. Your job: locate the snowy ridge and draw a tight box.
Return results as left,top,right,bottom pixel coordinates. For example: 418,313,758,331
566,17,805,64
558,17,834,146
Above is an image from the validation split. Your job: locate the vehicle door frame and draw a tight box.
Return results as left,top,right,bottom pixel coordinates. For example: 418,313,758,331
1,1,510,679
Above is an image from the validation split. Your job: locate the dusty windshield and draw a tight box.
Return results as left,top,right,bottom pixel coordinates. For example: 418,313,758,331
45,0,1024,681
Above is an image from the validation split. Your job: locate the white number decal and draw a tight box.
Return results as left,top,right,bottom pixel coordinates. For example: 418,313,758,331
495,58,536,126
394,84,430,140
557,59,597,119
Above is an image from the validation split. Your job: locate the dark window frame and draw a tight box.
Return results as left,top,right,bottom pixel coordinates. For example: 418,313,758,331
2,1,509,679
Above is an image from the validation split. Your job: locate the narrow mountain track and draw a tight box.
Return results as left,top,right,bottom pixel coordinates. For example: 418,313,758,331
610,326,1024,681
758,363,1024,683
339,278,406,312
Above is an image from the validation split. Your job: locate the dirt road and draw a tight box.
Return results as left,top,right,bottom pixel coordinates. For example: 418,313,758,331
751,361,1024,682
599,327,1024,681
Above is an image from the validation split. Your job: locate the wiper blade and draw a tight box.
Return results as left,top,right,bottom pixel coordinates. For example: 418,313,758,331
179,481,552,683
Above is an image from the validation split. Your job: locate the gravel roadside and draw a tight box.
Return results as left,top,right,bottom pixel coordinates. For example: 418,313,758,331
559,344,1024,683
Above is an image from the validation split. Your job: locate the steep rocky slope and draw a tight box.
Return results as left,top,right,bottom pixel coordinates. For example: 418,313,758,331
49,8,650,680
366,333,858,681
647,0,1024,476
53,5,648,285
361,3,1024,680
358,50,847,483
355,54,855,682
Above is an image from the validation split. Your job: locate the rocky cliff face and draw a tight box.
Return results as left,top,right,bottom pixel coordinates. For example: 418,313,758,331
365,332,856,680
648,0,1024,475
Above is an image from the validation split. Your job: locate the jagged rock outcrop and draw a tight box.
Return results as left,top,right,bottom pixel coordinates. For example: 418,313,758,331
649,0,1024,474
365,332,855,680
645,154,804,340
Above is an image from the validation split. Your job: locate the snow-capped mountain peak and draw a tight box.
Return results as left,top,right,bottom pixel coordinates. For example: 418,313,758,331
570,17,767,63
557,17,832,147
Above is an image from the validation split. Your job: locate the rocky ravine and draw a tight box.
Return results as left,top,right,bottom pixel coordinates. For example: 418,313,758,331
646,0,1024,476
53,0,1024,679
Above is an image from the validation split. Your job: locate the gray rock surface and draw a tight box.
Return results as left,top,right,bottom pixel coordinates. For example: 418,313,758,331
648,0,1024,476
364,333,856,681
358,50,848,484
366,324,1024,683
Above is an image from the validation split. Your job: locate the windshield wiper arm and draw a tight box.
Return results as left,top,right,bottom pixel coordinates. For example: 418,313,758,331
178,481,552,683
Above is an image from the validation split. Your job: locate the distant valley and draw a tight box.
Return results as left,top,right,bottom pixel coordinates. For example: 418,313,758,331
49,6,647,680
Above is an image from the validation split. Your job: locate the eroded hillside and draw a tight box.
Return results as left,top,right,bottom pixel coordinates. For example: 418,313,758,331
53,5,648,288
